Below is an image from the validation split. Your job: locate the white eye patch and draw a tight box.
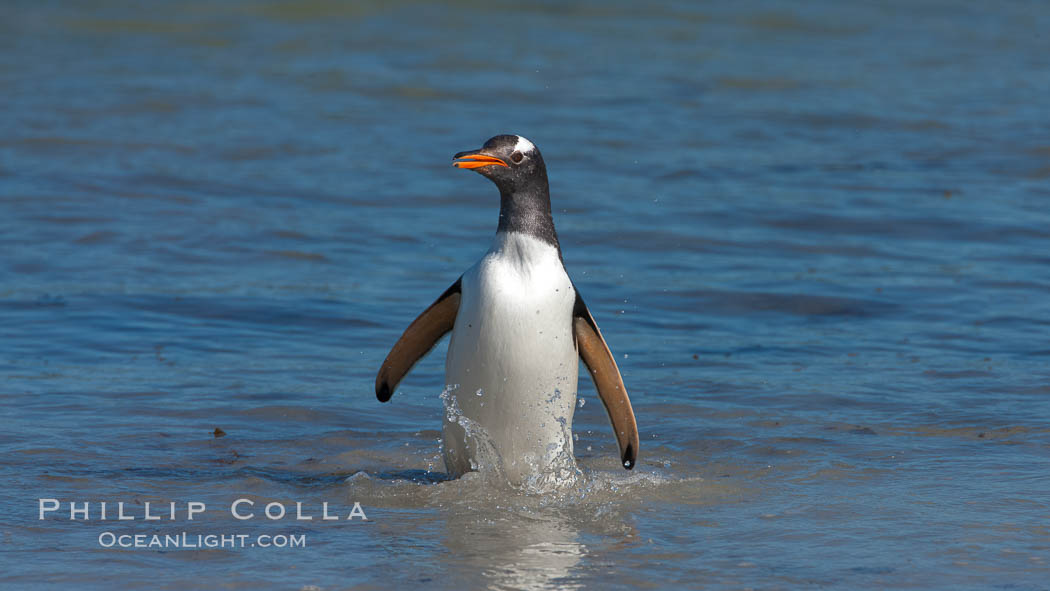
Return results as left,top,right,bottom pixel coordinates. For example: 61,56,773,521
513,135,536,154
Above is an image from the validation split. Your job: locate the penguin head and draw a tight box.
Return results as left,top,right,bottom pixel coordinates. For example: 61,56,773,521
453,134,546,193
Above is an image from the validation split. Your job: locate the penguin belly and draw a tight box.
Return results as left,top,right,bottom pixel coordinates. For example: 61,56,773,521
443,232,578,486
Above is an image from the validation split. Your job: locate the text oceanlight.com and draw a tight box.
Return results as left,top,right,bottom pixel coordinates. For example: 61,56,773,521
98,532,306,549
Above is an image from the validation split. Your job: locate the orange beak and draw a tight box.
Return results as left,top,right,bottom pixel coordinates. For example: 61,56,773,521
453,154,508,169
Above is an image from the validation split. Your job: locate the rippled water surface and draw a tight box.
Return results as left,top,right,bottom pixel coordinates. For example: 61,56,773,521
3,1,1049,589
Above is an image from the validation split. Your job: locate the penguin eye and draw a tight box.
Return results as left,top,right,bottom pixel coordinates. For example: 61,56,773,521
510,151,524,164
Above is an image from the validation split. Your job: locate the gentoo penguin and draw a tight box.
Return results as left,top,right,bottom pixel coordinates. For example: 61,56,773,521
375,134,638,486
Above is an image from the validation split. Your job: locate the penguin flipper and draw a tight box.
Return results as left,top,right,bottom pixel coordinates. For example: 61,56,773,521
572,292,640,469
375,277,462,402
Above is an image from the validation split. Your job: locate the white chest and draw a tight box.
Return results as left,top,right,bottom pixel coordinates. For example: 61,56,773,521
449,232,576,376
442,232,580,483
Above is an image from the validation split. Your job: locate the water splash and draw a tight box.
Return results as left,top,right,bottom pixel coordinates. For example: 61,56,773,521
435,384,588,494
440,384,507,481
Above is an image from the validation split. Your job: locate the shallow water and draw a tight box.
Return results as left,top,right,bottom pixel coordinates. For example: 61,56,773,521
3,1,1050,589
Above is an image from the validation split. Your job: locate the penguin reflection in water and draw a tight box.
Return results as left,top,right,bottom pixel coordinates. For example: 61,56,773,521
376,135,638,487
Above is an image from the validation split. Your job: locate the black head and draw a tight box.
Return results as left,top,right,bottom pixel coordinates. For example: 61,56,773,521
453,134,547,195
452,134,560,249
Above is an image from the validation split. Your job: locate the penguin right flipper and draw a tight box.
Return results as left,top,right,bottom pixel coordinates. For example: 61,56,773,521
572,292,640,469
375,277,462,402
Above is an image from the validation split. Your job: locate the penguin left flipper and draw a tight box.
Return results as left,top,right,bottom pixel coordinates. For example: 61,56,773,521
375,277,462,402
572,292,640,469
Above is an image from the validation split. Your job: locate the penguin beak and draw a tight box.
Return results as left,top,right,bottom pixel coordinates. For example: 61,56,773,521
453,151,508,169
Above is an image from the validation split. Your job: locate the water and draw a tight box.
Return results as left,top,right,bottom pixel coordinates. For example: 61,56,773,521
2,0,1049,588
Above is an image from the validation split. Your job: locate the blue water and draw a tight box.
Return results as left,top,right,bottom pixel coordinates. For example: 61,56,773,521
3,1,1049,589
